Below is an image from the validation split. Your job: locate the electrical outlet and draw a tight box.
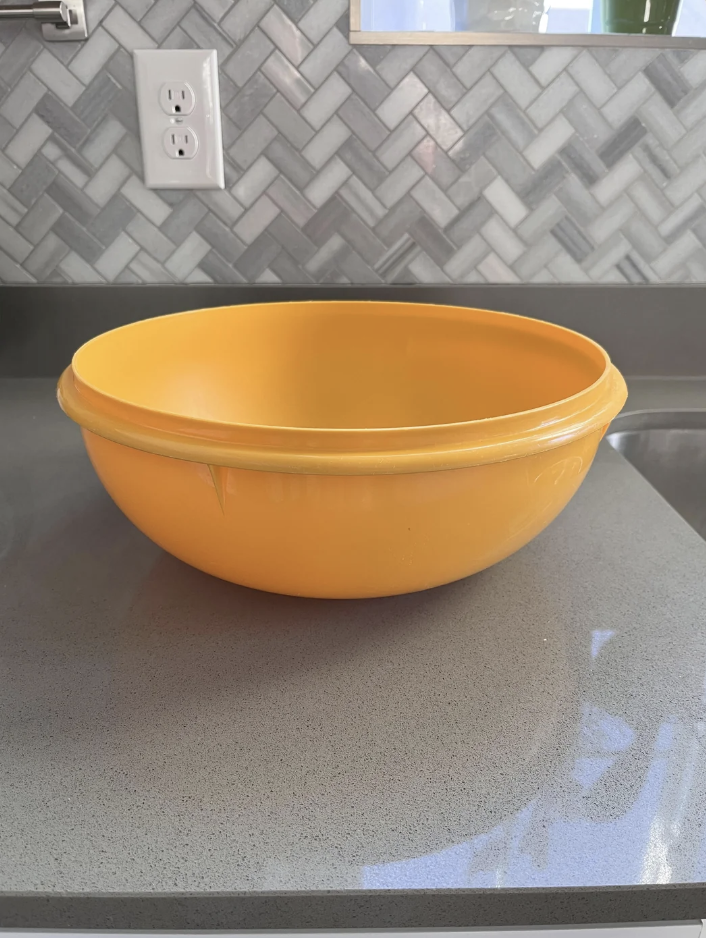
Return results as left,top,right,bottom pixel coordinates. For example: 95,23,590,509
163,127,198,159
160,82,195,116
134,50,224,190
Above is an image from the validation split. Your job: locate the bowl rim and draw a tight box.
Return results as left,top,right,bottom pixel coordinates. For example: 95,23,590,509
57,301,628,475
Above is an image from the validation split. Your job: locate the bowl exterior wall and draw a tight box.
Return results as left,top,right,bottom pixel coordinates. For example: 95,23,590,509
83,429,601,598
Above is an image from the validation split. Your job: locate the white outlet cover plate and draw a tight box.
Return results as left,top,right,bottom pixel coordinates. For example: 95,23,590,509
134,49,224,190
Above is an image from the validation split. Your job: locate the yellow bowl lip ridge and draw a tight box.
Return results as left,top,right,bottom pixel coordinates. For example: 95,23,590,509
57,301,628,475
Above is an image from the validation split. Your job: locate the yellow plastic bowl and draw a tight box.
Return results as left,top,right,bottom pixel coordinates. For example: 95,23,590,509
58,301,626,599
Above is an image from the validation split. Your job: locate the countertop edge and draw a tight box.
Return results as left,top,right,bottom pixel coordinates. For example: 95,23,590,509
1,886,706,929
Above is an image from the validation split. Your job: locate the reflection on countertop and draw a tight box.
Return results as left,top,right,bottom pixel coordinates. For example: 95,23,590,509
1,378,706,903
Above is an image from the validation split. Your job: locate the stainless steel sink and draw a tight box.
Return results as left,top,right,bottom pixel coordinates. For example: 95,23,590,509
606,411,706,540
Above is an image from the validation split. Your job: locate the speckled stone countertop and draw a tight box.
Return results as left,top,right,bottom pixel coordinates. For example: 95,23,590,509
1,378,706,930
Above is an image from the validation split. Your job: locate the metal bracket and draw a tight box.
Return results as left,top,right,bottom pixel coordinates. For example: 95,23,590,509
0,0,87,40
41,0,86,40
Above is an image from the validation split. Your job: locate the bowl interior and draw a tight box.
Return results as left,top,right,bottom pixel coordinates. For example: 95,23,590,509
73,303,606,430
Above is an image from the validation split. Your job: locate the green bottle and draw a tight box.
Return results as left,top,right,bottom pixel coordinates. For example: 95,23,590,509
601,0,681,33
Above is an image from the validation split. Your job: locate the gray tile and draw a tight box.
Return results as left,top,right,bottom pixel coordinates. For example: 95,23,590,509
229,115,277,169
224,28,273,87
551,216,593,262
160,195,210,244
181,6,233,59
336,213,385,266
488,95,536,150
162,25,198,50
264,94,314,148
231,155,278,206
4,114,52,168
106,48,136,94
225,72,276,130
413,50,465,110
0,188,27,230
235,231,281,278
0,72,46,129
47,174,100,227
449,118,499,172
451,73,503,130
617,254,650,284
80,116,127,168
299,73,351,130
103,5,157,50
35,94,89,149
196,213,245,263
258,5,312,66
83,154,132,207
337,135,386,189
87,193,136,246
110,89,142,139
556,175,601,227
563,93,614,147
267,211,316,262
116,133,144,176
519,158,567,209
142,0,194,41
52,212,104,263
9,153,57,208
374,156,424,209
126,213,176,262
376,73,428,131
274,0,313,22
261,49,313,107
221,0,271,43
338,175,385,227
265,135,314,188
338,95,388,150
73,73,122,131
337,51,389,110
412,136,460,190
69,29,119,86
375,234,419,281
298,27,349,87
127,251,174,283
297,0,347,43
446,197,494,247
302,194,348,245
375,115,425,171
199,249,246,282
414,94,463,150
637,139,678,183
446,157,496,211
16,194,62,244
453,47,504,89
23,231,69,280
598,116,647,168
0,216,32,263
267,174,316,225
270,247,314,281
376,46,427,88
409,214,455,266
644,54,691,108
560,139,605,187
0,31,42,87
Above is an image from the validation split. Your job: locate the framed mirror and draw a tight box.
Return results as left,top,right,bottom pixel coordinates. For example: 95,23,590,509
349,0,706,45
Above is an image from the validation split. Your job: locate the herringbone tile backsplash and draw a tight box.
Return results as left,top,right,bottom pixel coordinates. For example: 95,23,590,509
1,1,706,283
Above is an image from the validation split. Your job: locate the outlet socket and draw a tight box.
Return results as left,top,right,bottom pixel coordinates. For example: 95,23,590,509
164,127,198,159
134,50,224,190
160,81,195,116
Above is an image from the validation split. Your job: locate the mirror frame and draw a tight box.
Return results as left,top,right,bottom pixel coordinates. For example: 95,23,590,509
349,0,706,45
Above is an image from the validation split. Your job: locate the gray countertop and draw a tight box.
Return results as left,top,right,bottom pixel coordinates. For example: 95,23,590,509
2,377,706,929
